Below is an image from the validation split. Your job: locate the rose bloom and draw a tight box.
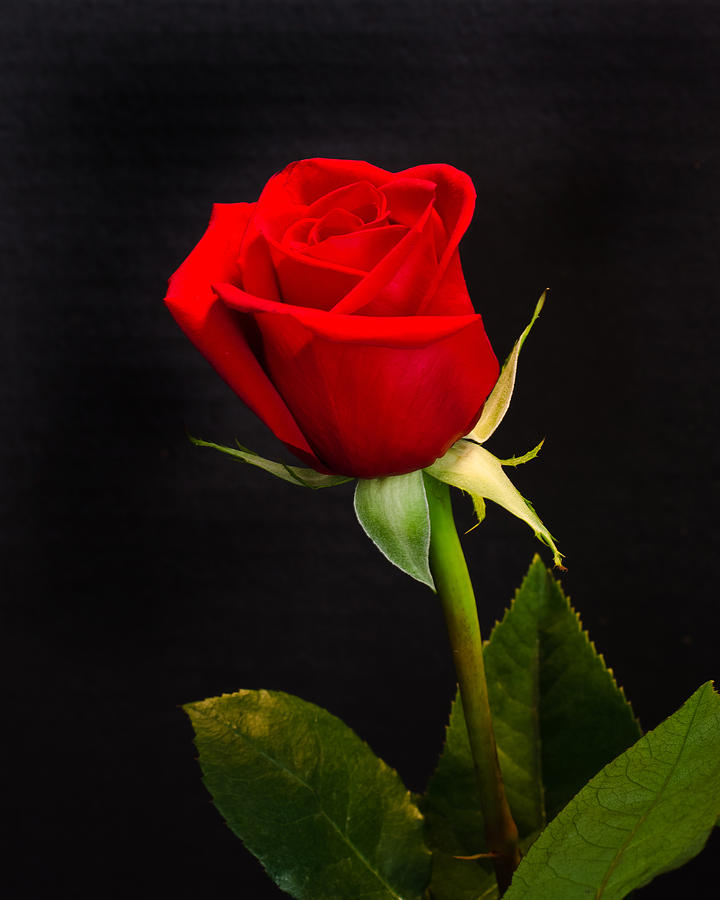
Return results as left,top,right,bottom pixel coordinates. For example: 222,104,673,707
165,158,499,478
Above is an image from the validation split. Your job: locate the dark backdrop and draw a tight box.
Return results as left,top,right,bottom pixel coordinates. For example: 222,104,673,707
4,1,719,897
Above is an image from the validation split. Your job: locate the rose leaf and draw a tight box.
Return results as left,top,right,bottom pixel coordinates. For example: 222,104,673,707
421,556,641,899
184,689,431,900
504,681,720,899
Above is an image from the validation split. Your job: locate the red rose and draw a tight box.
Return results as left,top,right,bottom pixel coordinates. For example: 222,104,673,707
165,158,499,478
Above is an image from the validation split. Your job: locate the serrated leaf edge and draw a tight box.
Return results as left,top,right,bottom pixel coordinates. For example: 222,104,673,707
498,556,640,732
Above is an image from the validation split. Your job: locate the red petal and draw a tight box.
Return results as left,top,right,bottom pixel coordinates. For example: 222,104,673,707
306,180,388,223
214,283,499,477
308,208,365,243
266,233,365,310
327,166,475,317
399,163,475,274
380,177,437,227
282,217,316,249
215,282,482,345
330,197,437,316
254,162,399,309
164,203,322,467
238,219,282,301
254,160,392,242
302,224,409,271
271,158,392,205
417,249,475,316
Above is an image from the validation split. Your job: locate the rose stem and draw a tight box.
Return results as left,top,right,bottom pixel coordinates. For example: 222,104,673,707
424,473,521,895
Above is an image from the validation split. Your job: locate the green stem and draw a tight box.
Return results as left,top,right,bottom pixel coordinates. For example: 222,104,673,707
425,474,520,895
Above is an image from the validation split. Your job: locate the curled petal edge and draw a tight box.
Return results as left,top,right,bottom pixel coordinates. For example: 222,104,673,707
214,282,485,348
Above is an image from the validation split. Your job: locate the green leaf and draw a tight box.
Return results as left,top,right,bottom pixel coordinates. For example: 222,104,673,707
188,436,352,488
505,682,720,899
355,471,434,589
422,557,641,896
466,291,545,444
425,441,563,568
490,558,642,826
185,689,431,899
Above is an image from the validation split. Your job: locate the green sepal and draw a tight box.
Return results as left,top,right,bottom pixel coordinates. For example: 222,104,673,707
425,440,563,567
355,470,434,589
421,558,640,897
505,682,720,899
188,435,352,488
466,291,546,444
184,689,431,900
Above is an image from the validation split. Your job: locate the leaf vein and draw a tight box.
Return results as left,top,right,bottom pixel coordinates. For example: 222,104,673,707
193,705,407,900
594,691,702,898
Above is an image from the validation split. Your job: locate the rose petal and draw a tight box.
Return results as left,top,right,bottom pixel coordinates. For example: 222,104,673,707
275,158,392,204
416,248,475,316
429,208,447,263
254,164,396,308
164,203,323,468
255,160,392,243
214,282,499,477
308,208,365,244
328,166,475,317
399,163,475,274
306,180,388,224
215,282,481,345
302,224,409,271
282,217,316,249
380,177,437,227
252,161,475,316
330,197,438,316
266,233,365,310
238,220,282,301
385,163,476,314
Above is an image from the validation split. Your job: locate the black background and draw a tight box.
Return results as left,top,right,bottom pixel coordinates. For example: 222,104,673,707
5,1,719,897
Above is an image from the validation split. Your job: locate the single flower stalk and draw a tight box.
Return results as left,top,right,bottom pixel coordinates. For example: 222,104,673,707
169,159,717,900
166,158,562,897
